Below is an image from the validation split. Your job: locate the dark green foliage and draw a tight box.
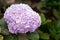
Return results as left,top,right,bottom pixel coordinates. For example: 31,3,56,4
4,35,18,40
27,31,39,40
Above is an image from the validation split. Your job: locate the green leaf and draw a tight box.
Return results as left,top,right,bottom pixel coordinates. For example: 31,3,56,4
37,1,45,8
27,31,39,40
53,9,60,19
0,35,3,40
49,20,60,40
39,32,49,39
4,34,18,40
0,14,3,19
0,18,10,35
0,27,1,33
0,18,7,28
51,20,60,33
54,34,60,40
39,13,51,25
39,13,46,25
43,19,52,25
18,34,29,40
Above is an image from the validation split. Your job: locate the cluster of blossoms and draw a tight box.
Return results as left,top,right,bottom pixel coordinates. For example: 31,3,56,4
4,3,41,34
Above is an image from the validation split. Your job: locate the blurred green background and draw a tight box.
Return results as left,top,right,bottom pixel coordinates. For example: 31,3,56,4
0,0,60,40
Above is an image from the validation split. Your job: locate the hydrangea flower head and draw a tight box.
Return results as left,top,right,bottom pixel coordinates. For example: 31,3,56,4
4,3,41,34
